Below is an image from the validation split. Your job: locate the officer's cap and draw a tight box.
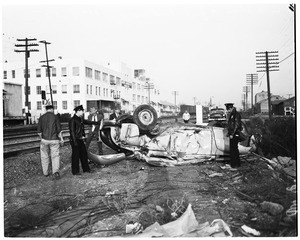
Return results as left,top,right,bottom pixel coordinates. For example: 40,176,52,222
224,103,234,110
74,105,84,112
45,105,54,110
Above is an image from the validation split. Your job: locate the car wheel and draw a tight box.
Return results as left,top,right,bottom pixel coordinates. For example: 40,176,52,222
133,104,158,131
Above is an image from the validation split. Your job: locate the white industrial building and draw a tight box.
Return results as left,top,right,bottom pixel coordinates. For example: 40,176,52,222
3,58,162,122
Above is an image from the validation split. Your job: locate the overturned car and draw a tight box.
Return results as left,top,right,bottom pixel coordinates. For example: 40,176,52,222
88,105,254,167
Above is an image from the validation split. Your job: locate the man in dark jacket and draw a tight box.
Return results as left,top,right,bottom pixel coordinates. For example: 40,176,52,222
109,109,120,121
69,105,99,175
225,103,242,168
37,105,64,180
85,107,104,154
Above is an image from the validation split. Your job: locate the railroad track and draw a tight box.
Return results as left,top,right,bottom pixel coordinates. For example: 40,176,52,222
4,129,79,158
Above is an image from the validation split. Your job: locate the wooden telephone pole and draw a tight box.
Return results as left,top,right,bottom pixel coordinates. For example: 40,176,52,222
256,51,279,119
144,78,154,104
246,74,258,114
39,40,55,105
14,38,39,113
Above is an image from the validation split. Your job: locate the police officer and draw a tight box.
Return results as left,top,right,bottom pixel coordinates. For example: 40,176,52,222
69,105,100,175
225,103,242,168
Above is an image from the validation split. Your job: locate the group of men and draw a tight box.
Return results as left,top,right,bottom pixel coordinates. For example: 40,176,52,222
37,102,242,180
37,105,121,179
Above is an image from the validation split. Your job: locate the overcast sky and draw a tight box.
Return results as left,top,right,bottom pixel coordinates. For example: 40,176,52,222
2,1,295,109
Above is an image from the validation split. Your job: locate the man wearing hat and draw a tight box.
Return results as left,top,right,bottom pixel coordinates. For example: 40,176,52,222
37,105,64,180
225,103,242,168
69,105,100,175
86,107,104,155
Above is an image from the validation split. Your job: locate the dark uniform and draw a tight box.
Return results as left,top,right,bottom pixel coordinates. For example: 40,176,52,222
69,105,99,175
225,103,242,168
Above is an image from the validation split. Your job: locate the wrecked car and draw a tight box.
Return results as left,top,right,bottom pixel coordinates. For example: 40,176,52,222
88,105,254,167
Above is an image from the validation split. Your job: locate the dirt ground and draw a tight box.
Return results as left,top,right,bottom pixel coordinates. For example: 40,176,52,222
3,138,297,237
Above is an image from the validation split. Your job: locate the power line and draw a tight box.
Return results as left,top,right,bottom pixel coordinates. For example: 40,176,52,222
279,52,294,63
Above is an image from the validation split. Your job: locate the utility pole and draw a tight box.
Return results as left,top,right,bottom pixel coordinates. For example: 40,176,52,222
14,38,39,113
256,51,279,119
172,91,179,109
246,73,258,114
241,94,246,111
193,97,197,105
144,79,154,104
39,40,55,105
243,86,250,111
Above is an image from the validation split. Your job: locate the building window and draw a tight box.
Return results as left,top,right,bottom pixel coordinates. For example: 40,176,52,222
95,70,101,80
110,75,115,85
103,88,105,96
116,77,121,85
74,100,80,108
85,67,93,78
90,85,92,94
133,94,136,101
52,67,56,77
27,102,31,110
87,84,89,94
95,86,98,95
36,86,41,94
62,85,67,94
132,82,136,90
52,85,57,94
12,70,15,78
73,84,80,93
24,69,30,78
24,86,31,95
102,72,108,82
61,67,67,77
3,70,7,79
142,96,144,103
36,69,41,78
106,89,108,96
37,101,42,110
73,67,80,76
53,101,57,109
62,101,68,110
99,87,101,96
137,95,140,102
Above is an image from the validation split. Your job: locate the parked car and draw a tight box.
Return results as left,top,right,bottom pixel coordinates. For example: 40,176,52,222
208,107,226,122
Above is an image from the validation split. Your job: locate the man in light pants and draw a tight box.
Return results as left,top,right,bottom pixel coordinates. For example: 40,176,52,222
37,105,64,180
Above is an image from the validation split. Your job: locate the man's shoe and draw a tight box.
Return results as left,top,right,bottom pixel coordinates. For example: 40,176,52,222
53,172,60,180
73,173,81,176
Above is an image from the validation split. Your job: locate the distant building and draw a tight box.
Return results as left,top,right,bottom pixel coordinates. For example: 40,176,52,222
255,95,286,115
255,90,269,103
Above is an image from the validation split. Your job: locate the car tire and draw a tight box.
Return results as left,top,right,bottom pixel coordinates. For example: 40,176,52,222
133,104,158,131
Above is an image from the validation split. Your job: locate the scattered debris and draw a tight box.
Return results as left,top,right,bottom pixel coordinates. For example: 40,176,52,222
241,224,261,236
260,201,284,216
125,222,143,234
208,173,223,178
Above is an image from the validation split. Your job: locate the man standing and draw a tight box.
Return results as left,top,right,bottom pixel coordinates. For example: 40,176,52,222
69,105,99,175
37,105,64,180
182,110,190,124
109,109,120,121
225,103,242,168
86,107,104,154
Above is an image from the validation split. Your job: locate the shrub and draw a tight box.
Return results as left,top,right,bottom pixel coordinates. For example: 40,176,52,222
250,117,296,159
